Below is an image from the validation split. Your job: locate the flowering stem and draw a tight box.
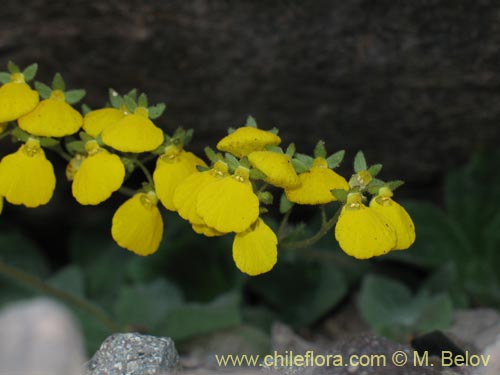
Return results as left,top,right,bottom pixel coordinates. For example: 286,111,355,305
119,186,136,196
134,159,154,186
280,207,341,249
0,259,120,332
0,130,12,140
50,144,72,162
277,208,292,239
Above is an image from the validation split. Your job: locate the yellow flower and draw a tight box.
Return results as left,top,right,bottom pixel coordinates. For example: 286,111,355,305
192,223,225,237
0,73,39,122
247,150,300,188
196,166,259,233
101,107,164,152
173,160,228,225
111,191,164,256
0,138,55,207
18,90,82,137
71,141,125,205
335,192,396,259
285,157,349,205
232,218,278,276
153,146,206,211
82,107,126,137
216,126,281,158
369,187,415,250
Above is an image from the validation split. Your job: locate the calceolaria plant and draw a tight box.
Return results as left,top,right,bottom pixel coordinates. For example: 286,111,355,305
0,62,416,276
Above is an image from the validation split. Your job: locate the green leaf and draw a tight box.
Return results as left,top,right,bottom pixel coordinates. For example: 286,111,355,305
48,265,85,297
331,189,348,202
137,93,148,107
156,293,241,341
367,163,383,177
34,81,52,99
123,94,137,112
7,61,20,73
421,264,469,308
22,63,38,81
279,193,294,214
108,88,122,108
0,72,11,84
246,116,257,127
11,127,30,142
52,73,65,91
413,292,454,333
0,232,50,277
313,140,327,158
248,261,347,326
114,278,184,328
326,150,345,169
292,158,309,173
66,140,85,154
148,103,166,120
38,137,60,147
353,151,367,172
65,89,86,104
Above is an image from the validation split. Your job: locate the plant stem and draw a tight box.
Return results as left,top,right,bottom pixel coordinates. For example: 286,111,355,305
277,208,292,239
0,260,120,332
281,207,341,249
134,158,154,186
118,186,136,196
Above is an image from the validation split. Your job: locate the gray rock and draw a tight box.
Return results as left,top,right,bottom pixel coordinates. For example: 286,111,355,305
0,298,86,375
86,333,180,375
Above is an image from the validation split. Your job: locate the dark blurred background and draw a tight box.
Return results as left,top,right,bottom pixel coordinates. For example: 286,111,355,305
2,0,499,262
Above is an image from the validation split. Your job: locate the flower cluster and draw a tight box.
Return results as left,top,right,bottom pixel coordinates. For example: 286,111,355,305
0,62,415,276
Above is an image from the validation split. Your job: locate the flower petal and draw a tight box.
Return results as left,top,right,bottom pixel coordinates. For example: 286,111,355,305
233,218,278,276
192,223,225,237
248,151,300,188
111,192,164,256
0,140,55,207
216,127,281,158
83,108,125,137
0,82,39,122
72,150,125,205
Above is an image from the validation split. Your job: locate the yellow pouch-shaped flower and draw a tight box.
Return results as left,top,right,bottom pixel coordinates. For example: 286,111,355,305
196,167,259,233
232,218,278,276
173,161,228,225
248,151,300,188
335,193,396,259
71,142,125,205
216,126,281,158
192,223,225,237
83,108,125,137
369,188,415,250
101,107,164,152
0,138,55,207
153,148,206,211
111,191,164,256
0,78,39,122
285,157,349,205
18,90,82,137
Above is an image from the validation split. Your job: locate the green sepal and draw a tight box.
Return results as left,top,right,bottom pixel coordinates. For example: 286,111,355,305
239,156,250,168
279,193,294,214
197,165,210,172
292,158,309,173
11,127,30,142
22,63,38,82
52,73,65,91
353,151,367,173
246,115,258,128
108,89,122,109
95,134,104,147
294,153,314,169
368,163,383,177
7,61,20,74
38,137,59,147
259,207,269,214
81,104,92,115
137,93,148,108
66,140,86,154
314,140,327,158
151,143,167,155
204,147,218,163
34,81,52,99
285,143,296,157
258,191,273,205
79,131,93,142
184,128,194,145
225,153,240,171
126,89,138,101
249,168,267,180
327,150,345,169
148,103,166,120
65,89,86,105
121,157,136,174
367,179,385,195
265,145,283,153
387,180,405,191
123,95,137,113
227,127,236,134
331,189,348,203
0,73,11,84
268,127,279,135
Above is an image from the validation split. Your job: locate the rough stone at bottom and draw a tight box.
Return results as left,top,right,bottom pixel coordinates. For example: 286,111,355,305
86,333,180,375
